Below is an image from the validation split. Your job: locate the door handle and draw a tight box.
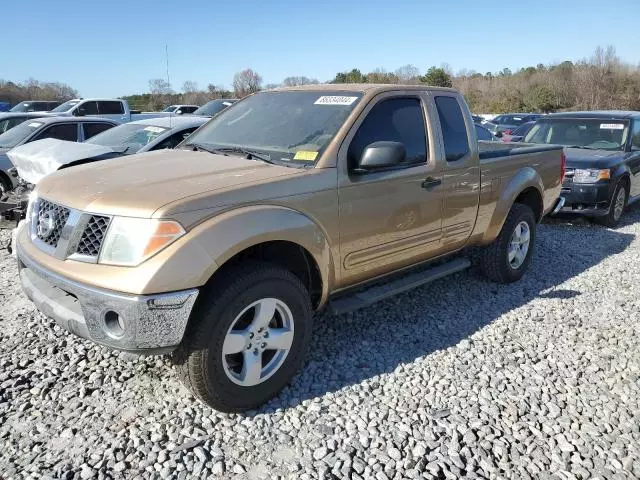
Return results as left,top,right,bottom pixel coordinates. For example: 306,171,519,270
421,177,441,189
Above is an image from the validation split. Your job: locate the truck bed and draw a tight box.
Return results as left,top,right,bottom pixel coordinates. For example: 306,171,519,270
478,141,563,161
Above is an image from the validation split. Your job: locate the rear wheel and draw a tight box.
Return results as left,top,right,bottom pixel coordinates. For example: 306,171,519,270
480,203,536,283
597,181,627,228
174,262,313,412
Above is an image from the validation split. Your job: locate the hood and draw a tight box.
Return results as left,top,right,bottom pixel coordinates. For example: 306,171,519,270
7,138,123,184
564,148,626,169
36,149,302,217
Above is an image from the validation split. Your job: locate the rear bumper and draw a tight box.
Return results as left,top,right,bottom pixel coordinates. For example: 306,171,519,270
17,236,198,354
558,181,613,216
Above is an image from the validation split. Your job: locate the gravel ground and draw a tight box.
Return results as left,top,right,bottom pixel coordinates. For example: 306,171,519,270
1,209,640,480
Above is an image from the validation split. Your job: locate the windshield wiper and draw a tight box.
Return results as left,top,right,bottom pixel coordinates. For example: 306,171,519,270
189,142,223,155
209,146,275,164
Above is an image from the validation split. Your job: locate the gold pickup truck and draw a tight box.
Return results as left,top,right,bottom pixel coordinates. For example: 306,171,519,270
15,85,565,411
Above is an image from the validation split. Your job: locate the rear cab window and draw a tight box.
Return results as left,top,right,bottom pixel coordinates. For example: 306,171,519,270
98,101,125,115
348,97,427,169
434,96,470,161
77,101,99,116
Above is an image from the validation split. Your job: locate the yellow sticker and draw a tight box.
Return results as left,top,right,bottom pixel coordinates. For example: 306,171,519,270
293,150,318,161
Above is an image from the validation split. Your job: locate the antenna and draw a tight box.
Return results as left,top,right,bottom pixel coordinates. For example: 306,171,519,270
166,44,172,128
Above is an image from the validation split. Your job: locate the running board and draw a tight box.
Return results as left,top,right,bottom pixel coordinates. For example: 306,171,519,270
328,257,471,315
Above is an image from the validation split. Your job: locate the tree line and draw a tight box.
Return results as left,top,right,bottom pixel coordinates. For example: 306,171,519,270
0,79,78,105
3,46,639,114
120,46,640,113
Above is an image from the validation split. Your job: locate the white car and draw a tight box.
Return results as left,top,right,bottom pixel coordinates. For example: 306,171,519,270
8,116,209,185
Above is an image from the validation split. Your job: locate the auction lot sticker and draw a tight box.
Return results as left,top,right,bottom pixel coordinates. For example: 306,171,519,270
314,96,359,105
600,123,624,129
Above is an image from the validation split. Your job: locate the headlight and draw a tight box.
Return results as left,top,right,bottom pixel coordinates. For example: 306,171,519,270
26,192,38,229
573,168,610,183
99,217,185,266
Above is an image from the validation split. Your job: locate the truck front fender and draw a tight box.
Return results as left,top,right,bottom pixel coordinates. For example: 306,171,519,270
482,167,544,244
145,205,335,305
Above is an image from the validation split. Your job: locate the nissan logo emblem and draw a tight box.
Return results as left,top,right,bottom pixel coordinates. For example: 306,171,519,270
37,211,57,238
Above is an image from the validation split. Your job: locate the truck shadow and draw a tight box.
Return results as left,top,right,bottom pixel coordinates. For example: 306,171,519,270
267,208,638,410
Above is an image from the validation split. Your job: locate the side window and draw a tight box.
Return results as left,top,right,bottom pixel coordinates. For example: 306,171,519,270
34,123,78,142
475,125,492,141
183,106,197,114
151,128,198,150
83,122,114,139
98,101,125,115
435,96,470,162
348,97,427,169
631,120,640,151
77,101,99,116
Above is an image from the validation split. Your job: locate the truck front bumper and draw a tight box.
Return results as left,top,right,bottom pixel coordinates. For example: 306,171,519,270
17,241,199,354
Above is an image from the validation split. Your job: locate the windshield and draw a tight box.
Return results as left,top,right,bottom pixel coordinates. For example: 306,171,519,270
85,123,169,151
184,91,362,165
525,118,630,150
193,99,237,116
0,120,43,148
9,102,32,112
512,122,534,136
162,105,177,112
51,100,80,112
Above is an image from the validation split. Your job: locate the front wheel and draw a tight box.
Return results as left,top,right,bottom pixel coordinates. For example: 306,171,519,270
480,203,536,284
174,262,313,412
597,181,627,228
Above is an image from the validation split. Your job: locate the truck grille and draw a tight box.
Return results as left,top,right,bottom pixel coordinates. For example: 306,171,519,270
35,199,70,247
76,215,110,257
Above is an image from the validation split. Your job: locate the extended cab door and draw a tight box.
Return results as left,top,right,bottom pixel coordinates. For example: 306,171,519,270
432,94,481,250
337,92,444,287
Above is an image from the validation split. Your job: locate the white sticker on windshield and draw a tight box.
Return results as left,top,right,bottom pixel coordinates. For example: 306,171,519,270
223,102,233,106
144,126,164,133
27,122,43,128
600,123,624,130
314,96,358,106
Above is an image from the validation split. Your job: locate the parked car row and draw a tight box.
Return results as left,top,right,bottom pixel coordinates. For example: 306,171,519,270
0,97,237,135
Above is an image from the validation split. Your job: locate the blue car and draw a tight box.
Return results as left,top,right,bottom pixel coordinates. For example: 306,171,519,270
0,102,12,112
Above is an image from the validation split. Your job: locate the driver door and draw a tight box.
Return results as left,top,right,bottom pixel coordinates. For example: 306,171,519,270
337,93,444,288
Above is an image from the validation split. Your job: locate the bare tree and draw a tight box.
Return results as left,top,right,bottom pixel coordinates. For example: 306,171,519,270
394,64,420,84
148,78,173,110
233,69,263,98
282,76,319,87
182,80,198,93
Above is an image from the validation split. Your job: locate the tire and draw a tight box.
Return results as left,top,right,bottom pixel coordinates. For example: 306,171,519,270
596,181,627,228
173,261,313,412
480,203,536,284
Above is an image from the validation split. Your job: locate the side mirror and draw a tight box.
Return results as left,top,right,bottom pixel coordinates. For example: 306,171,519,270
74,108,84,117
356,141,406,172
176,110,183,115
495,131,503,138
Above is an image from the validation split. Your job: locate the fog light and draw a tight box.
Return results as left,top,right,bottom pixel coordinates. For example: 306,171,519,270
104,311,125,338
